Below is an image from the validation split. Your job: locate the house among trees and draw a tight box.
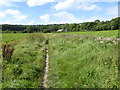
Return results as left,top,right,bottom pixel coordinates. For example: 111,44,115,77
57,29,63,32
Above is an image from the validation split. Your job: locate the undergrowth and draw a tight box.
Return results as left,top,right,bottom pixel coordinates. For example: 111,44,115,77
2,33,47,88
47,34,118,88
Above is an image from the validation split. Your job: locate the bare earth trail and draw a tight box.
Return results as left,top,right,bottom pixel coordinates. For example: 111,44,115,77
43,35,49,88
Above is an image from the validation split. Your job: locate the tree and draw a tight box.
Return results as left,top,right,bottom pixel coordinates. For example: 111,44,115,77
94,20,100,23
25,25,34,33
2,17,120,33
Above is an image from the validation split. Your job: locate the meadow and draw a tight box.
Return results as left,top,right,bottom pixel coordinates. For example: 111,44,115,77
1,33,47,88
55,30,119,37
1,30,119,88
47,34,118,88
2,33,30,43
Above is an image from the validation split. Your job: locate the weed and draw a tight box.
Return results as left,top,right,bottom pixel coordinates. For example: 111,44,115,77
2,44,14,61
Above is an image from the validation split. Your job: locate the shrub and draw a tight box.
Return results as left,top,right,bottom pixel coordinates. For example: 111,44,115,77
2,44,15,61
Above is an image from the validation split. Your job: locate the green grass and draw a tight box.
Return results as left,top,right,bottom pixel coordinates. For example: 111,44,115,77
1,30,119,88
47,34,118,88
55,30,119,37
2,33,47,88
1,33,30,43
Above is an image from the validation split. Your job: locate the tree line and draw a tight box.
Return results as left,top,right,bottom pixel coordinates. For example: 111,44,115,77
2,17,120,33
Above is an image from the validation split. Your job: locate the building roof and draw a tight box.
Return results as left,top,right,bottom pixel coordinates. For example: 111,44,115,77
57,29,63,32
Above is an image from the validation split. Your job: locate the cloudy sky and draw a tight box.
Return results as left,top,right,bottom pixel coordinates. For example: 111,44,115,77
0,0,119,25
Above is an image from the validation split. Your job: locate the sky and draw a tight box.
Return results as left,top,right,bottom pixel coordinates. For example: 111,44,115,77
0,0,119,25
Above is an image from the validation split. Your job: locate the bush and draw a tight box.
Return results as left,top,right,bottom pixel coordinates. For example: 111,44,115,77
2,44,15,61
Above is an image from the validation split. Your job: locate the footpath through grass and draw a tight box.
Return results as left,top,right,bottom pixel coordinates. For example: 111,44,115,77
2,33,47,88
1,30,119,88
47,34,118,88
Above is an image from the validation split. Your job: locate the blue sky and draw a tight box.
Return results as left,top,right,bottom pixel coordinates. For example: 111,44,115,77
0,0,119,25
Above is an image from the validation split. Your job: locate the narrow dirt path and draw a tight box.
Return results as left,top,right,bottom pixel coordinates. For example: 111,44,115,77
43,35,49,88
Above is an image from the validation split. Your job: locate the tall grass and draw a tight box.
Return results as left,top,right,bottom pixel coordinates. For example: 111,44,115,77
2,33,47,88
1,31,119,88
47,34,118,88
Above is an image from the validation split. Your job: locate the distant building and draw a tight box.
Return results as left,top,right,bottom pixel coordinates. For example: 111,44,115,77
57,29,63,32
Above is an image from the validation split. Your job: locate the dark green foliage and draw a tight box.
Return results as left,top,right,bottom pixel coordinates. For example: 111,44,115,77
2,17,120,33
24,25,34,33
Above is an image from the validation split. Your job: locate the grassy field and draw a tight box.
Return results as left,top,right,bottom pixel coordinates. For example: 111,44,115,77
1,30,119,88
2,33,47,88
47,34,118,88
1,30,118,43
1,33,30,43
56,30,119,37
1,33,30,88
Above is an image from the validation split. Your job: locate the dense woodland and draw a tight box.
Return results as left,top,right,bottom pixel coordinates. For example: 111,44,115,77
2,17,120,33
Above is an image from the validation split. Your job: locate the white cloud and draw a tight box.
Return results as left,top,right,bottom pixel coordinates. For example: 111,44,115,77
0,0,27,7
27,0,55,7
54,0,101,11
77,3,101,11
27,0,119,8
40,14,50,22
83,4,100,11
52,12,102,24
0,0,14,6
14,15,28,22
39,11,80,24
54,0,74,10
39,11,116,24
0,9,28,24
5,9,27,21
73,0,119,2
5,9,20,15
0,0,118,7
53,11,79,23
11,0,27,2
